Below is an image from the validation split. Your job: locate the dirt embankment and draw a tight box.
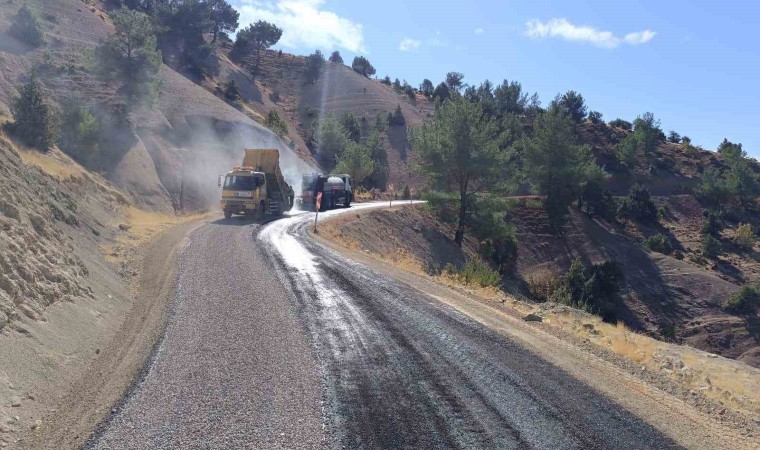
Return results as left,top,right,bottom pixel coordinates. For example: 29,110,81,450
0,133,203,449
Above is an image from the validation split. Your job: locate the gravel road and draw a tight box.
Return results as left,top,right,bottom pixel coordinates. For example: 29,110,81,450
89,203,683,449
88,218,324,449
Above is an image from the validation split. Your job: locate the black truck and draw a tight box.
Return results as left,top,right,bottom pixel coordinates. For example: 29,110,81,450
301,173,352,211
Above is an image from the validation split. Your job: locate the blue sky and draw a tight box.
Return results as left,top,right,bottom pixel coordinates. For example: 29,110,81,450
233,1,760,158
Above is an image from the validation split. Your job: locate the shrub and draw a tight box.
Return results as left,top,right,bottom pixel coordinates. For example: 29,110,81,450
555,257,624,321
10,4,44,47
223,79,241,101
724,286,760,314
450,259,501,288
7,73,58,152
381,75,391,85
580,180,616,220
644,234,672,254
609,118,632,131
700,211,723,238
734,223,756,250
401,184,410,200
526,269,563,302
58,97,99,164
701,234,722,259
617,184,657,223
667,131,681,144
657,205,669,219
264,109,287,136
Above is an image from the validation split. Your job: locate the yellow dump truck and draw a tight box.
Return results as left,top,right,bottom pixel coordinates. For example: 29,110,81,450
219,149,294,219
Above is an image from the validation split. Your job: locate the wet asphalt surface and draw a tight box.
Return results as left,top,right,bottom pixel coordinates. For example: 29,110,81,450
88,204,683,449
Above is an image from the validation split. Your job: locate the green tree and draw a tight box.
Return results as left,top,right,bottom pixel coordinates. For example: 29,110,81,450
10,4,44,47
303,49,325,84
154,0,216,75
392,78,401,91
555,91,587,123
445,71,464,92
265,109,287,136
420,79,434,97
381,75,391,85
59,96,99,164
702,234,722,259
410,97,509,246
207,0,239,43
388,104,406,126
95,7,162,105
433,82,451,103
617,184,658,223
698,167,731,209
328,50,343,64
339,112,361,143
588,110,603,124
364,129,388,188
523,107,598,230
233,20,283,74
351,56,376,77
667,130,681,144
632,112,661,153
7,73,58,152
335,140,374,184
493,79,528,116
316,114,348,169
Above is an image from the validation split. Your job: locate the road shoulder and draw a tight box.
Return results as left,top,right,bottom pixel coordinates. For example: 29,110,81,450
19,220,207,450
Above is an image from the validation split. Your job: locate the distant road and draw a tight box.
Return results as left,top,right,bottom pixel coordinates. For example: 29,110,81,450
89,203,683,449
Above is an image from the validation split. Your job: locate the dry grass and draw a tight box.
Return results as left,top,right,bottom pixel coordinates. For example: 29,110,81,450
526,267,562,302
539,308,760,417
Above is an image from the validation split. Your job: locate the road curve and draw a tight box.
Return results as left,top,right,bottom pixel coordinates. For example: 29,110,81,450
259,204,681,449
89,203,682,449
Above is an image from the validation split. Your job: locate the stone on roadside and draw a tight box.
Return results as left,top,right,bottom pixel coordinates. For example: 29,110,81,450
523,313,543,322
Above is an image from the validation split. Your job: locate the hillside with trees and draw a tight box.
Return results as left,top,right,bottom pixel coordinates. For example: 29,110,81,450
0,0,757,366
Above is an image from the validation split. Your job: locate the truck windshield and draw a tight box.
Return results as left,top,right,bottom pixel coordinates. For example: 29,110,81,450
224,175,262,190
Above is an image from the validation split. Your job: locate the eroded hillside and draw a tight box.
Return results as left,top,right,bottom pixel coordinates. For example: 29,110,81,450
0,0,316,213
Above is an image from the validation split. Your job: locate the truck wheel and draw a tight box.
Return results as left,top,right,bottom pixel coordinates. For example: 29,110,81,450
344,194,351,208
224,210,232,219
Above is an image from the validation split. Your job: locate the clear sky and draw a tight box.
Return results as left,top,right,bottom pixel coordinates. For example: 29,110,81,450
232,0,760,158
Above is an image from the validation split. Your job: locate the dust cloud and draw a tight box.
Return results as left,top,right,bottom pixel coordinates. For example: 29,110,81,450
172,118,320,211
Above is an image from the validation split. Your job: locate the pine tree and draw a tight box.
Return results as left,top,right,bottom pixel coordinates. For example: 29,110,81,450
8,73,58,152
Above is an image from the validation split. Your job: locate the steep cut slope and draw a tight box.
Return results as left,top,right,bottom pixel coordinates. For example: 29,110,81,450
0,0,316,212
0,131,138,444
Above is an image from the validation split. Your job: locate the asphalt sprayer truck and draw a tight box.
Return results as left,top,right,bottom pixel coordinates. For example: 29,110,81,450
301,173,352,211
219,149,294,219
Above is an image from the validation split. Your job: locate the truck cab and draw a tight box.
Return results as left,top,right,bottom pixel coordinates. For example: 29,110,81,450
219,149,294,220
220,167,267,219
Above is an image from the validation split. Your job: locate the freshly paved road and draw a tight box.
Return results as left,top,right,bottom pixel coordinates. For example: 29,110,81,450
89,203,682,449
